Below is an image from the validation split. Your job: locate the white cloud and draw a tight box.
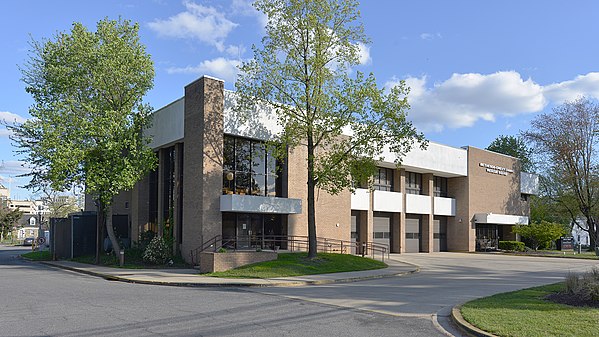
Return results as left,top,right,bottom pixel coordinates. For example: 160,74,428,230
0,129,12,138
386,71,599,132
0,160,31,175
386,71,546,132
166,57,241,84
148,1,238,52
225,44,246,57
231,0,268,28
543,72,599,102
356,43,371,65
420,32,442,40
0,111,27,124
0,111,27,138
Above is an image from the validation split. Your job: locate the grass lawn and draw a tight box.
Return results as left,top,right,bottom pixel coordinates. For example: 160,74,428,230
21,250,52,261
461,283,599,337
208,252,387,278
506,250,597,260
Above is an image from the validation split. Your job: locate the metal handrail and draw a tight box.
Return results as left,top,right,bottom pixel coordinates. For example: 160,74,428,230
190,233,390,266
190,235,222,265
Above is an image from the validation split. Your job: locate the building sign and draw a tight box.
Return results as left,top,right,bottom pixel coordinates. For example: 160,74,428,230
479,163,514,176
559,237,574,251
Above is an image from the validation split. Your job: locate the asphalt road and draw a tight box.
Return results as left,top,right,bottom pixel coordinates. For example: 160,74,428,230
251,252,599,334
3,246,597,337
0,245,441,337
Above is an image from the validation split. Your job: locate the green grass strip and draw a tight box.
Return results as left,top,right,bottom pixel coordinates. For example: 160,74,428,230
21,251,52,261
208,252,387,278
505,250,598,260
461,283,599,337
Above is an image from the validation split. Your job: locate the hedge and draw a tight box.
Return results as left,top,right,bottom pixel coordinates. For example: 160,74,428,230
499,241,525,252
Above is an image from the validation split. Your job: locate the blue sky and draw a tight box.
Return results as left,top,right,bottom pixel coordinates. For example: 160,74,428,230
1,0,599,199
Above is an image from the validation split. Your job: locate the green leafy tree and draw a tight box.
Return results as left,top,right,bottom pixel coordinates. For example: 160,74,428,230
523,97,599,249
236,0,426,258
486,135,534,172
0,206,23,240
529,194,570,225
9,18,156,262
512,221,568,251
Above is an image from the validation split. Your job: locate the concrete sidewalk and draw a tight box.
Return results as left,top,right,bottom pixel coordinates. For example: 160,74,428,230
40,259,419,287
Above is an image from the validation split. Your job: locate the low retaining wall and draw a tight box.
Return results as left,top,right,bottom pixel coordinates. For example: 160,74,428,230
199,251,278,273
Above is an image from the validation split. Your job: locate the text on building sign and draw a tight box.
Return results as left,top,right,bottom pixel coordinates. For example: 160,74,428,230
479,162,513,176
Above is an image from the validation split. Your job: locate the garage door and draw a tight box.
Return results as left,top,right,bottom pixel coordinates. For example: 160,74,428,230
373,214,391,249
405,216,420,253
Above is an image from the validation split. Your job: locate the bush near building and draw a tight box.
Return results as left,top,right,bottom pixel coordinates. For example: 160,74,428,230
142,236,172,265
498,241,525,252
512,221,568,250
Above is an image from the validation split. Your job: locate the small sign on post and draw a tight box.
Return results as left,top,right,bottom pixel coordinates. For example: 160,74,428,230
558,237,574,251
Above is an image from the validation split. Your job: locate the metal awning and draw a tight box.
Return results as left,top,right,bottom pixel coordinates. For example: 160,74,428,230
474,213,529,225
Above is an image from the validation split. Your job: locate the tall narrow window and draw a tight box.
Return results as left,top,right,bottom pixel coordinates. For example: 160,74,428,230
373,167,393,191
433,176,447,197
406,172,422,195
251,142,266,196
235,138,251,194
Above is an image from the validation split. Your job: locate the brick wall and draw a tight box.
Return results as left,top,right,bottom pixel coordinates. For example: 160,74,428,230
286,145,351,242
199,251,278,273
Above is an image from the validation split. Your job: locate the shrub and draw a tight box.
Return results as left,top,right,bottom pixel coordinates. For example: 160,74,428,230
142,236,171,265
564,267,599,301
498,241,525,252
512,221,568,251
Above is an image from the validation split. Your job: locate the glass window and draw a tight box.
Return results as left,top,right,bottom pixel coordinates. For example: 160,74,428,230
251,174,265,196
235,138,251,174
223,135,280,197
252,142,266,175
223,137,235,171
374,167,393,191
266,174,277,197
433,176,447,197
406,172,422,195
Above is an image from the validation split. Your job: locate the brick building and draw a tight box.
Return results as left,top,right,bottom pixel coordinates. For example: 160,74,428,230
92,75,538,262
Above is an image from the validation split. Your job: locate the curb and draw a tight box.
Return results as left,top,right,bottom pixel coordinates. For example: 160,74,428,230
39,260,420,288
450,304,497,337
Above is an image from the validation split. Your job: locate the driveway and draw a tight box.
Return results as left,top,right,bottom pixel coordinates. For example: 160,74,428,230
250,252,599,336
0,246,436,337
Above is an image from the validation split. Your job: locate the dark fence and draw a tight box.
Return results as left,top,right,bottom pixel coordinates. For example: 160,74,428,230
50,212,130,260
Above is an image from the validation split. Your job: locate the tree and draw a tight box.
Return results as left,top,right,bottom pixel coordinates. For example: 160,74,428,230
41,187,81,218
523,97,599,249
236,0,426,258
512,221,568,251
486,135,534,172
9,18,156,263
529,193,570,225
0,206,23,241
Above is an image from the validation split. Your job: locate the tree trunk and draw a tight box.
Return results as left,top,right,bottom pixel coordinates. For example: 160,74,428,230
588,218,598,249
307,133,317,259
105,204,122,256
95,201,104,265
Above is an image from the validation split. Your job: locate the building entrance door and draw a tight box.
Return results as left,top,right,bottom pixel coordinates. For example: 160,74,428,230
236,215,252,248
236,214,266,249
476,224,499,251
